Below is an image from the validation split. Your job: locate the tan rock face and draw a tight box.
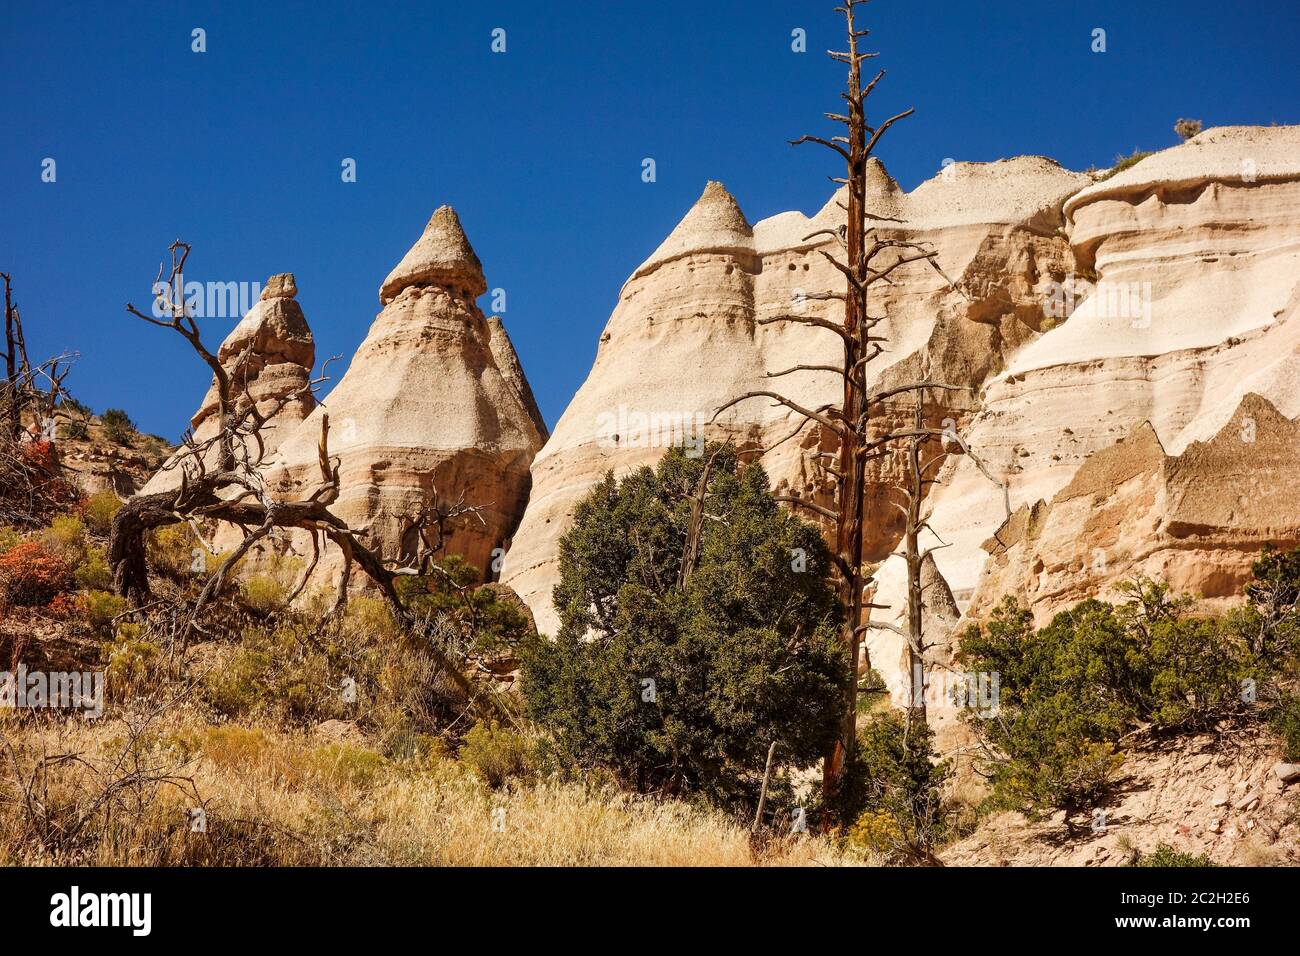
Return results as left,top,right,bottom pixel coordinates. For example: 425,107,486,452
921,126,1300,623
503,160,1089,635
969,394,1300,625
140,273,315,495
379,205,486,304
262,206,545,588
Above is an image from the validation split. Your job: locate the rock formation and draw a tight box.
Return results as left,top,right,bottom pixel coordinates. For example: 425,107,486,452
260,206,545,588
140,273,315,495
918,126,1300,624
503,159,1090,636
969,393,1300,625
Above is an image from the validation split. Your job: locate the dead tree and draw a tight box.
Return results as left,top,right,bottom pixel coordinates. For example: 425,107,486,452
108,241,484,655
3,272,23,440
887,384,1004,733
0,273,77,524
713,1,1005,816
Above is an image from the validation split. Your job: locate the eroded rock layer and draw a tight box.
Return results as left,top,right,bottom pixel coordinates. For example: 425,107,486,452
919,126,1300,630
969,393,1300,625
503,159,1091,635
262,206,545,588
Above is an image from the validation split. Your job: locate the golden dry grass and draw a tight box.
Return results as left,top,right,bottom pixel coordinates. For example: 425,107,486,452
0,711,862,867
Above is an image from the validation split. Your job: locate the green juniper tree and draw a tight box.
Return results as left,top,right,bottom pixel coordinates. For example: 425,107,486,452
522,443,845,811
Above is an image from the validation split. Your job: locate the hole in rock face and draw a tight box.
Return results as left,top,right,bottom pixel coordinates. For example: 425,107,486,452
788,263,796,271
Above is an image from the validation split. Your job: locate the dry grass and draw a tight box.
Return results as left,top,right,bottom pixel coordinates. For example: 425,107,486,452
0,711,861,867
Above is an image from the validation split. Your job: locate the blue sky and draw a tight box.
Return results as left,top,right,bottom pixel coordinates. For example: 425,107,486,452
2,0,1297,438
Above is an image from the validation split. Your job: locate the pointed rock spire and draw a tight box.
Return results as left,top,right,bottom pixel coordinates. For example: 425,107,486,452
379,204,486,304
634,180,755,278
813,157,904,226
140,272,316,495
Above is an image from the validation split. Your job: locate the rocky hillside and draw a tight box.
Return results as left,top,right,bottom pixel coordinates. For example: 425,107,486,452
501,124,1300,709
134,125,1299,716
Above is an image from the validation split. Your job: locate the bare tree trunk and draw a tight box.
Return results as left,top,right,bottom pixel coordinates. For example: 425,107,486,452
3,273,21,440
715,2,1002,826
903,392,927,733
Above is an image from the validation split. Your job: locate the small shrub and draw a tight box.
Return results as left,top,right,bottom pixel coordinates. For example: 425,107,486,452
103,627,162,698
100,408,136,446
344,597,401,642
20,438,58,473
74,549,113,592
1173,118,1203,142
148,523,205,576
203,641,277,717
842,714,952,863
0,540,73,606
308,743,389,789
82,491,121,534
42,514,87,564
44,592,78,621
1270,692,1300,762
846,810,902,859
196,725,270,767
80,589,127,630
1129,843,1216,867
241,575,287,614
460,720,536,788
1098,149,1156,182
0,527,20,555
60,419,90,441
398,556,535,654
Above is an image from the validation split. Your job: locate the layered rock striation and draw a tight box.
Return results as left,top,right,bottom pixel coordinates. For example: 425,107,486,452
261,206,545,587
503,159,1090,635
920,126,1300,625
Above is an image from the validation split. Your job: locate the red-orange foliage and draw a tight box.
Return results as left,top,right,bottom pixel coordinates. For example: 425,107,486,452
44,592,78,620
19,439,57,473
0,541,73,606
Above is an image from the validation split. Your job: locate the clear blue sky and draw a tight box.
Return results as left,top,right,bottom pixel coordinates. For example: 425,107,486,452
2,0,1297,438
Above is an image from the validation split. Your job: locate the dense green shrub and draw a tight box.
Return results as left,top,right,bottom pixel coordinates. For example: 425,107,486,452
397,555,534,653
100,408,135,446
844,714,951,863
1270,692,1300,762
960,554,1300,821
522,443,844,809
1129,843,1216,867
